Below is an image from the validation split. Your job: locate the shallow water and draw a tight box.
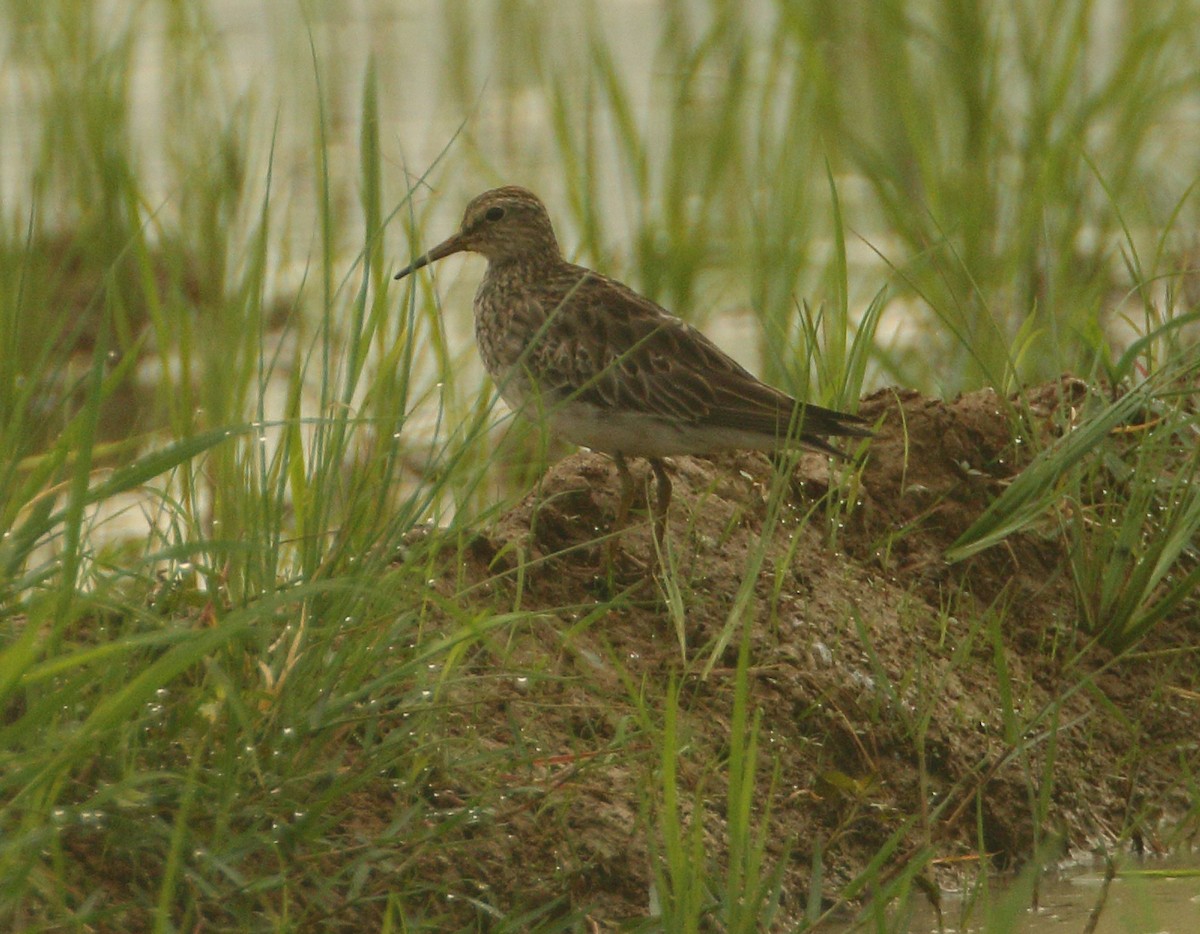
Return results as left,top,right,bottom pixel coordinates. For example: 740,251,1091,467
899,858,1200,934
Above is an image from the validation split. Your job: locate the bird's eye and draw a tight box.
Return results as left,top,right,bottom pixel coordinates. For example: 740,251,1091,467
484,206,505,222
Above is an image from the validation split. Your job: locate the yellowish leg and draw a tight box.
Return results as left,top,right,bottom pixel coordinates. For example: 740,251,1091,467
613,452,636,529
606,454,671,568
649,457,672,554
606,452,636,568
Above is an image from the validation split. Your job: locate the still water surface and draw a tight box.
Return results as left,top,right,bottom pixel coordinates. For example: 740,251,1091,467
894,859,1200,934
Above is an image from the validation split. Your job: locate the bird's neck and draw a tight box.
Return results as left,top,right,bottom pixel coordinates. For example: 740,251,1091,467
483,251,568,283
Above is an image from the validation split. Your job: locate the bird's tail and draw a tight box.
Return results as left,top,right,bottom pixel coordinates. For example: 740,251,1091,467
792,402,873,459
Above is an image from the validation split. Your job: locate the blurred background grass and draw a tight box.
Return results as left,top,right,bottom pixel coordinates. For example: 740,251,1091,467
1,0,1198,928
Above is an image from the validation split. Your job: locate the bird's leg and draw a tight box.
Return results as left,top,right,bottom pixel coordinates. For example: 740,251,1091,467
613,452,636,528
606,452,637,568
649,457,672,554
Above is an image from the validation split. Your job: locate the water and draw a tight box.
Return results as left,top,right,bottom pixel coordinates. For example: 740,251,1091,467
894,858,1200,934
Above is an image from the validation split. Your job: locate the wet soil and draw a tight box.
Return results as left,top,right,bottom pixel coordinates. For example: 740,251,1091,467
392,378,1200,928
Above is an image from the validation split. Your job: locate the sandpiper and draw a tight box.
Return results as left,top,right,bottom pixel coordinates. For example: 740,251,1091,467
394,186,870,553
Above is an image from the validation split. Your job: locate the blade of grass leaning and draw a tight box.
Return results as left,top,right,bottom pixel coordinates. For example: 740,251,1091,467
945,383,1152,562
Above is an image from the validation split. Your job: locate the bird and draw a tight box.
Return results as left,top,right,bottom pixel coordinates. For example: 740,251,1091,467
394,186,871,556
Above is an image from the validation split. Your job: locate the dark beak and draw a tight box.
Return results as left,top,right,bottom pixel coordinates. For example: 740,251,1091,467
394,231,468,280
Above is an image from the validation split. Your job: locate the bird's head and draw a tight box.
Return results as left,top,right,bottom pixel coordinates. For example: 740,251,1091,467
394,186,561,280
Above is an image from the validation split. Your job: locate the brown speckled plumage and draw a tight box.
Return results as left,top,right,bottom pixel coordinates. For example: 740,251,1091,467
395,186,871,553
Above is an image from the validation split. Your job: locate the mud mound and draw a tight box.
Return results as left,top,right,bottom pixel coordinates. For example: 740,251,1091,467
390,380,1198,926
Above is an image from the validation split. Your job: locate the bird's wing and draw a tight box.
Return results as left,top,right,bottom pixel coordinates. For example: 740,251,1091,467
527,267,869,442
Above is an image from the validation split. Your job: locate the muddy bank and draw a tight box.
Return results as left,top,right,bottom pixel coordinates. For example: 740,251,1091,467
389,379,1199,925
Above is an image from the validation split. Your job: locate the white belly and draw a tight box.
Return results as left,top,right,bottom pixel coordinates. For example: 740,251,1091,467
545,401,780,457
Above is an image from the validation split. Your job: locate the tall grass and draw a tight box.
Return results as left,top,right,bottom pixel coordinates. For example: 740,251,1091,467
0,1,491,926
1,0,1198,929
448,0,1199,398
